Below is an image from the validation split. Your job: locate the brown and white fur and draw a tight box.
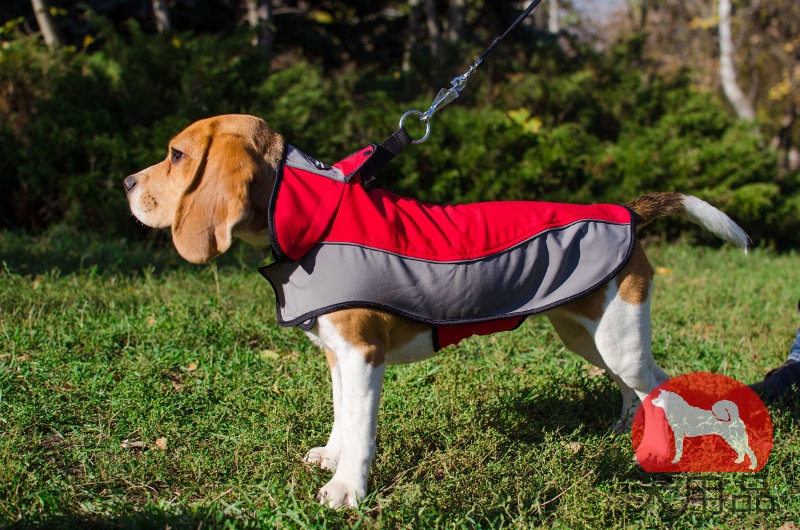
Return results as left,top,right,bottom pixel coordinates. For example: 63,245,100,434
123,114,750,508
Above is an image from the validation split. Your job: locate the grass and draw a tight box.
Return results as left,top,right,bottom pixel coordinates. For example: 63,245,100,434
1,228,800,528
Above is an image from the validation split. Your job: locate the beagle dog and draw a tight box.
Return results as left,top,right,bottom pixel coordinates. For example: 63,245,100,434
124,114,750,508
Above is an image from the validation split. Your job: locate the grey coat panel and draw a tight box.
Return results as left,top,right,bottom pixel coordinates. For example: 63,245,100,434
260,218,634,327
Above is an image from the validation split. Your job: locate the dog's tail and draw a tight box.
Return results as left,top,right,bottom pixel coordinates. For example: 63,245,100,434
711,399,741,422
626,192,751,252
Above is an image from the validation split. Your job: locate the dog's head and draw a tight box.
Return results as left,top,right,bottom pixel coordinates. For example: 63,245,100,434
124,114,284,263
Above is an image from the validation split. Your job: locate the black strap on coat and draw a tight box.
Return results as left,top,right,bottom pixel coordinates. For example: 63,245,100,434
359,126,413,187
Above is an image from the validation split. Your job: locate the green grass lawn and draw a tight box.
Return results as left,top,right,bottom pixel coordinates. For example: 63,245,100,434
1,230,799,528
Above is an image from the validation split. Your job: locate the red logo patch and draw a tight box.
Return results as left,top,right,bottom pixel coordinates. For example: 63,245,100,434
632,372,773,472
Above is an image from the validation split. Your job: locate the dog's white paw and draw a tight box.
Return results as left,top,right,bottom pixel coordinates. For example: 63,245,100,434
304,446,340,472
317,478,364,509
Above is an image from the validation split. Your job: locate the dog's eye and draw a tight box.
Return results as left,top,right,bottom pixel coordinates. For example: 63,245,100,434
170,148,185,163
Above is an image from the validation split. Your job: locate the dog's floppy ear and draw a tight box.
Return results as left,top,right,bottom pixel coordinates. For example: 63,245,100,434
171,118,277,263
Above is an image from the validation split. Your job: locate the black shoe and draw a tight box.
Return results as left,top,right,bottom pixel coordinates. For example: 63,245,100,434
749,360,800,403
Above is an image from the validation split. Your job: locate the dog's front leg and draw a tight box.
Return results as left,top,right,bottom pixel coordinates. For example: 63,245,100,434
317,343,385,509
304,349,343,472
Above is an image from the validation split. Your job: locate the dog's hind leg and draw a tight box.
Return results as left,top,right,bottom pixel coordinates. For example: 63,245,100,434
548,242,669,431
547,308,649,432
595,288,668,429
546,311,608,377
593,245,669,429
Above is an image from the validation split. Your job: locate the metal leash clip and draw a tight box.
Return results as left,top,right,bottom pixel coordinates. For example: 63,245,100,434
397,0,543,144
399,63,477,144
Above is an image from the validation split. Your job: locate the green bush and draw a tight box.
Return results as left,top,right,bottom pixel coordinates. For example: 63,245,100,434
0,17,796,248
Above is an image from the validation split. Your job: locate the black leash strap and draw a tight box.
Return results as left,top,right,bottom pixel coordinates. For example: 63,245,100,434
363,0,545,185
474,0,545,69
360,127,413,187
413,0,547,128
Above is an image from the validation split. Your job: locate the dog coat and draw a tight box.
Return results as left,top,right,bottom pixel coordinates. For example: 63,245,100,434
259,144,635,350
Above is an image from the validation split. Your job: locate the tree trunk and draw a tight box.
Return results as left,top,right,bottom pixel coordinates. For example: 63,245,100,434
30,0,61,48
548,0,559,34
402,0,421,75
152,0,171,34
624,0,649,32
771,103,799,177
447,0,466,43
245,0,274,50
718,0,756,120
424,0,442,63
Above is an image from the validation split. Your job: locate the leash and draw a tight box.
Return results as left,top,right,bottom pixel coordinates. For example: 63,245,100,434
361,0,546,185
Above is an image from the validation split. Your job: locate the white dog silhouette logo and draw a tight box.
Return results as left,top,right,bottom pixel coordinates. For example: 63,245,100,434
633,373,771,472
651,389,757,470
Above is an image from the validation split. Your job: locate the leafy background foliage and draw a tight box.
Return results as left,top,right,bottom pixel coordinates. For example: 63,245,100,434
0,3,797,248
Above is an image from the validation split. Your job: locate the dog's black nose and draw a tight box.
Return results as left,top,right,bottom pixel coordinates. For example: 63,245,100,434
123,175,138,192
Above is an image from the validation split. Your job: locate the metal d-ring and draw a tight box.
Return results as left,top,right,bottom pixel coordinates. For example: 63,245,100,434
399,110,431,144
